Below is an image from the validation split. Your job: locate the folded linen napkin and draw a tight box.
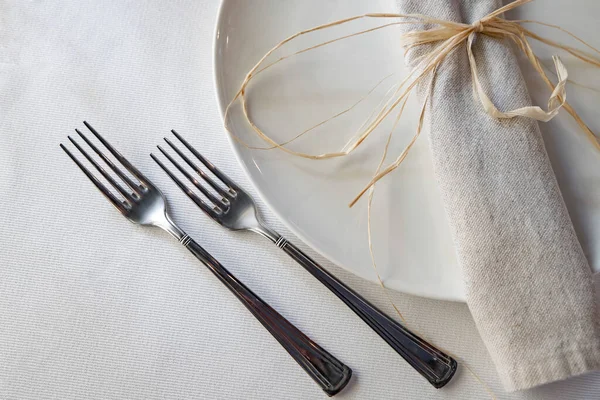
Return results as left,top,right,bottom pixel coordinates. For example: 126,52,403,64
396,0,600,391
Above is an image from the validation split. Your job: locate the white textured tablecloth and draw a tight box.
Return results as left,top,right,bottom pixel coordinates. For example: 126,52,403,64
1,1,600,399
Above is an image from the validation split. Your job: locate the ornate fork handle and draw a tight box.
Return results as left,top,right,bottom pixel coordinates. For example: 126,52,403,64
274,237,456,388
63,124,352,396
182,236,352,396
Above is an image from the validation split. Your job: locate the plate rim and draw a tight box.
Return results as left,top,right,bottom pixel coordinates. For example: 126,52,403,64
212,0,465,302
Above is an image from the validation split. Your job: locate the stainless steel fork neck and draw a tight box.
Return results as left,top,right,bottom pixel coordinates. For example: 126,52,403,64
153,213,187,242
249,223,280,244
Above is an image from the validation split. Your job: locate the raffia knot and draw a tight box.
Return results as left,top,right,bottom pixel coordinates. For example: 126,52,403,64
472,20,484,33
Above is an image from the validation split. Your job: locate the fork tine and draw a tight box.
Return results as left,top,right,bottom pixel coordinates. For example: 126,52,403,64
60,143,126,213
69,135,136,202
171,130,239,191
163,136,232,198
157,145,226,207
83,121,150,186
150,153,220,218
76,129,142,196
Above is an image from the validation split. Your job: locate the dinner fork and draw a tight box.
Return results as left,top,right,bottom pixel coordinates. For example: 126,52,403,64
153,131,458,389
60,122,352,397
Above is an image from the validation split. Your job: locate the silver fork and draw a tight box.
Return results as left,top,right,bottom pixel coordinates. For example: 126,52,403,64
61,122,352,397
153,131,458,389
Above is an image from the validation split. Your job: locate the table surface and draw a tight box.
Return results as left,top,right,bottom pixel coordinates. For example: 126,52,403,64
1,1,599,399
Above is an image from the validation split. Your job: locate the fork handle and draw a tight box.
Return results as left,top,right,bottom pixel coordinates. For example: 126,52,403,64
181,236,352,396
274,237,457,388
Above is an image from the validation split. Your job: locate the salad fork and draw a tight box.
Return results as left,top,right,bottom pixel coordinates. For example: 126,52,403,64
60,122,352,397
152,131,457,389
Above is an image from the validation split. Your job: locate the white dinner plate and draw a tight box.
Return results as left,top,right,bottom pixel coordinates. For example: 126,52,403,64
214,0,600,301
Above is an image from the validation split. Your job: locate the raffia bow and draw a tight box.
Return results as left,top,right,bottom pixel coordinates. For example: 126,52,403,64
225,0,600,207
